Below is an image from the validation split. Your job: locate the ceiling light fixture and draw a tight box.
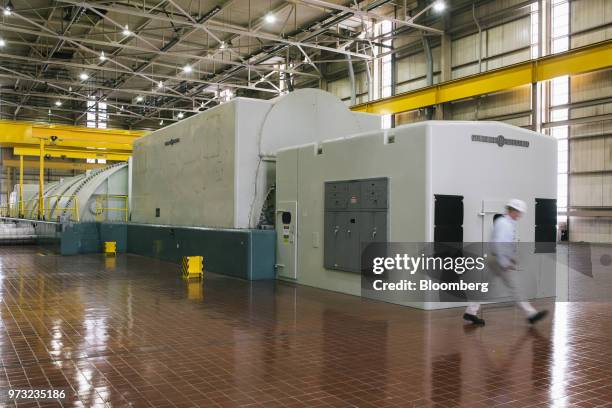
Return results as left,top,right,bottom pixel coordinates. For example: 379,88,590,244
183,65,192,73
159,119,164,125
177,112,184,119
3,6,11,16
157,80,163,89
432,1,445,12
99,51,106,61
79,72,89,81
264,12,276,24
136,96,143,102
54,100,62,107
122,25,131,36
219,42,227,50
0,38,5,47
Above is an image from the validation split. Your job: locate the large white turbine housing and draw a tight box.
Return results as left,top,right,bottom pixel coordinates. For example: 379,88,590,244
14,162,128,222
131,89,380,228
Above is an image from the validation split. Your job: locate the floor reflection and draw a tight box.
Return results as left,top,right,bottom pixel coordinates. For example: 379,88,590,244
0,246,609,407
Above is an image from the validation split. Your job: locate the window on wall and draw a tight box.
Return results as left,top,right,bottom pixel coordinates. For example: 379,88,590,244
550,0,570,222
86,100,107,129
374,20,393,129
530,2,539,58
551,0,569,54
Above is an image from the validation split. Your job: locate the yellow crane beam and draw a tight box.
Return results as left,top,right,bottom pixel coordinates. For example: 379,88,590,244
2,158,106,171
14,146,131,161
0,120,146,151
352,39,612,115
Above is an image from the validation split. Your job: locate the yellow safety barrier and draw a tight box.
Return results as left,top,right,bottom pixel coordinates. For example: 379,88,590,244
104,241,117,256
182,256,204,280
95,194,129,222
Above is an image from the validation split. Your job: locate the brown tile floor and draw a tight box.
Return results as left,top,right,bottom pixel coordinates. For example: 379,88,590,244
0,245,611,407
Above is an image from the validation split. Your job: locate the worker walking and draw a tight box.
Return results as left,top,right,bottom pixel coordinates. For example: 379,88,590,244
463,199,548,326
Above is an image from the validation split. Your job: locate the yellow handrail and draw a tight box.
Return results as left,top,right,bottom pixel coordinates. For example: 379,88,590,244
17,195,79,221
95,194,129,222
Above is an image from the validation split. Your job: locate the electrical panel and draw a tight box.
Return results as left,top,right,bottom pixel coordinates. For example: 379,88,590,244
324,178,388,273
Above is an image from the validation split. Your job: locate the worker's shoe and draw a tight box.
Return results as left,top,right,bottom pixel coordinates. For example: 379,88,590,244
463,313,485,325
528,310,549,325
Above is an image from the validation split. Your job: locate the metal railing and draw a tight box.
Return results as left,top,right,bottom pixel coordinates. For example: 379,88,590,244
16,195,80,221
94,194,129,222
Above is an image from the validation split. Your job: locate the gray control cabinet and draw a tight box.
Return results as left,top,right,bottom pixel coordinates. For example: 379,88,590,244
324,177,388,272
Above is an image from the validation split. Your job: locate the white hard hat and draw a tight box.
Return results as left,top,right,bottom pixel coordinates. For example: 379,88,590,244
507,198,527,213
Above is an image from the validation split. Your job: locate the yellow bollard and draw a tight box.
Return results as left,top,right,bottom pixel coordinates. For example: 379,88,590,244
182,256,203,280
104,241,117,256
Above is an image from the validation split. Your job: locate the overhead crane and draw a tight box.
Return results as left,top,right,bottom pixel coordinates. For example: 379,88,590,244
0,120,146,219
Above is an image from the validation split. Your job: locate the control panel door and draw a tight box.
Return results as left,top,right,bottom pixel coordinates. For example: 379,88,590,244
276,201,298,279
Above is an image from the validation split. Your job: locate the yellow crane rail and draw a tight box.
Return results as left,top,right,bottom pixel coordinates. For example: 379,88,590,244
14,146,131,161
351,39,612,115
0,120,145,151
2,158,106,171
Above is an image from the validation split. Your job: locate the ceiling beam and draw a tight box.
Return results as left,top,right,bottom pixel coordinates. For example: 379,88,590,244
2,158,106,171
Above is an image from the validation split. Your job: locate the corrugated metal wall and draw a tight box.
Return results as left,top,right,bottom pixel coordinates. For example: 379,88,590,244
567,0,612,242
323,0,611,242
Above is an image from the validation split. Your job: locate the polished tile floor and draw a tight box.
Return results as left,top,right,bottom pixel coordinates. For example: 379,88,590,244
0,245,611,407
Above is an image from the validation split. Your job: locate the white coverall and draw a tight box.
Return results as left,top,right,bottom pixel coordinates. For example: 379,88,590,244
465,214,537,317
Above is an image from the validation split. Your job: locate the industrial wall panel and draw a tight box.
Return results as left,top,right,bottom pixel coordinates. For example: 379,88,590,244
396,76,437,94
448,87,531,120
452,33,483,68
571,70,612,102
486,17,530,58
569,174,604,206
486,49,531,71
396,47,441,84
571,0,612,48
570,217,612,243
570,137,605,172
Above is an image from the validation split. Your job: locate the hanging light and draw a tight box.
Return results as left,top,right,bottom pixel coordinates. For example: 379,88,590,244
183,65,192,73
159,119,164,125
432,1,446,12
219,41,227,50
136,95,143,102
122,25,131,36
264,12,276,24
79,72,89,81
0,38,5,47
54,100,62,107
99,51,106,61
3,4,12,16
157,80,163,89
177,112,184,119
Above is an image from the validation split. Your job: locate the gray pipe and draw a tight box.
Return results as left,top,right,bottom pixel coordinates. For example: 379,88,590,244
472,2,483,73
421,35,434,119
346,54,357,105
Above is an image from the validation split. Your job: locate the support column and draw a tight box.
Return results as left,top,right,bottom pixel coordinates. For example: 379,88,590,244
436,16,452,120
6,166,11,216
38,139,45,220
19,155,24,217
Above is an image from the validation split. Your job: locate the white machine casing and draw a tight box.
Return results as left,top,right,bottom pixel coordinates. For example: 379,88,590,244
131,89,380,228
275,121,558,310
